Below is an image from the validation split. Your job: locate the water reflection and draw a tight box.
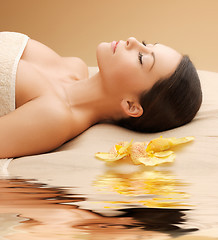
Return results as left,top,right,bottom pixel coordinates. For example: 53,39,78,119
0,177,196,239
94,169,192,209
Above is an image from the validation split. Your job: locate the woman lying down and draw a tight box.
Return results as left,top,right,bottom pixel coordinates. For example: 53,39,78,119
0,32,202,158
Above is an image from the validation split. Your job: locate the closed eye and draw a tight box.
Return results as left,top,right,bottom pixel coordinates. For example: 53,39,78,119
138,41,147,65
138,52,143,65
138,42,146,64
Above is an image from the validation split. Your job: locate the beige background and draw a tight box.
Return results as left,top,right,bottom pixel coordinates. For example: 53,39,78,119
1,0,218,72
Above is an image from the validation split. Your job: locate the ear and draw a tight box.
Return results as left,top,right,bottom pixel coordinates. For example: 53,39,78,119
121,99,143,118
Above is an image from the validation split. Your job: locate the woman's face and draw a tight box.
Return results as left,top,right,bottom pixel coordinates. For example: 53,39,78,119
97,37,182,98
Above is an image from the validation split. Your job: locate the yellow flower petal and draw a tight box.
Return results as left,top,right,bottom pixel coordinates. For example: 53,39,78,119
138,153,176,166
129,142,147,165
146,136,194,152
116,140,133,155
95,136,193,166
95,152,127,162
170,136,194,145
153,150,174,158
95,140,133,162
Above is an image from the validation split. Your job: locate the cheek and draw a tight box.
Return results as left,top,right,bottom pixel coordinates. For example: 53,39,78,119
107,64,135,89
111,57,136,80
97,47,145,94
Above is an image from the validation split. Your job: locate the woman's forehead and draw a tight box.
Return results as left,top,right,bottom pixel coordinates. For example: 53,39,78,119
152,44,182,79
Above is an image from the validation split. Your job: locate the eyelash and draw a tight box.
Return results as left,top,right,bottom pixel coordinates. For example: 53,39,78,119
138,52,143,65
142,41,147,46
138,41,147,65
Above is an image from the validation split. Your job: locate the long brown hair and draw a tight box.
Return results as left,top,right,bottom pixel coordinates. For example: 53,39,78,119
116,55,202,132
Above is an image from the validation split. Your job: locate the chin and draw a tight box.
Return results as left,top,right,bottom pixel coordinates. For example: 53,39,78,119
96,42,108,71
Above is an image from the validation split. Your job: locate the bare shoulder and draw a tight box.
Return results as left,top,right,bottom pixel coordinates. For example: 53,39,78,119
63,57,89,80
0,96,77,158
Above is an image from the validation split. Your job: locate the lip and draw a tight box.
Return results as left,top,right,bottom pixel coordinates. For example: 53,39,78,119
111,41,119,53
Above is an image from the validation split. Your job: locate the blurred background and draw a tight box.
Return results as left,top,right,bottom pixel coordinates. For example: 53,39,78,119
1,0,218,72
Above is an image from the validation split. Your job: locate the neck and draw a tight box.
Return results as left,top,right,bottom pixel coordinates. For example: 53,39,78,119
63,71,123,125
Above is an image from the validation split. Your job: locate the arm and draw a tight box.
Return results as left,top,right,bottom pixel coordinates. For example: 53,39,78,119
0,97,71,158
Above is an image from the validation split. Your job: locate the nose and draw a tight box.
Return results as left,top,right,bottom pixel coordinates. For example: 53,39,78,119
126,37,152,53
126,37,138,49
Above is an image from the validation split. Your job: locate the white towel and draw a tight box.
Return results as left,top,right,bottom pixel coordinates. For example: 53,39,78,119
0,158,12,177
0,31,29,117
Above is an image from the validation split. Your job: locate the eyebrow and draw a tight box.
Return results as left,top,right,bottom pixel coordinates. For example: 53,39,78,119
149,52,156,71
